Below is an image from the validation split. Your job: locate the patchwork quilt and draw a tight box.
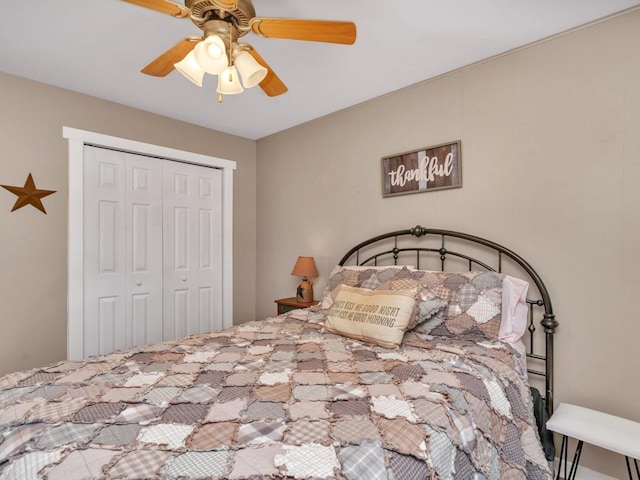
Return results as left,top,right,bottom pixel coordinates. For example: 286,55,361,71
0,312,551,479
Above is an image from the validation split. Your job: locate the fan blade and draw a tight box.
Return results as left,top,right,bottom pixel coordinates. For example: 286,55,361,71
141,37,199,77
250,18,356,45
121,0,189,18
247,49,288,97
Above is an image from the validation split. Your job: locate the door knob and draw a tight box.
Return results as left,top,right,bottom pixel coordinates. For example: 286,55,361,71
181,276,187,282
136,281,142,286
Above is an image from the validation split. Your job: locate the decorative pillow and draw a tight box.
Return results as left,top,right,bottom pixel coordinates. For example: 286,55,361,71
320,265,446,329
409,270,506,341
321,265,412,299
324,286,418,348
412,287,448,329
320,265,414,309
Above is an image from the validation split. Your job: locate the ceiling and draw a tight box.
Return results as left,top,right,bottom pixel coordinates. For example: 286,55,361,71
1,1,639,140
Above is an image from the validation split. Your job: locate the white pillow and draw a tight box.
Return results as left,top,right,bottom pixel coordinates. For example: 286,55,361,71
499,275,529,345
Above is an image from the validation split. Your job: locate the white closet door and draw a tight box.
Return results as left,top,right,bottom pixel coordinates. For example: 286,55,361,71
163,161,223,340
84,146,163,356
126,153,164,346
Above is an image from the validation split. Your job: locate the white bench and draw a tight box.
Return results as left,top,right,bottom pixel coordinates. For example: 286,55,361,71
546,403,640,480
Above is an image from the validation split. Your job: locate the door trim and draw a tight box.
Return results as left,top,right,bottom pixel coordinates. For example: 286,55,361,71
64,126,236,360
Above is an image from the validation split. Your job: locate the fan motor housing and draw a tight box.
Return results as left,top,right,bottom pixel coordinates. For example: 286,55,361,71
185,0,255,35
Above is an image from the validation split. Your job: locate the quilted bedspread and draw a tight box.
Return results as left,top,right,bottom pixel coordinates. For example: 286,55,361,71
0,312,551,479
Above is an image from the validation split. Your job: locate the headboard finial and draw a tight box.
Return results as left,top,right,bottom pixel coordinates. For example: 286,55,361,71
411,225,428,237
541,313,559,334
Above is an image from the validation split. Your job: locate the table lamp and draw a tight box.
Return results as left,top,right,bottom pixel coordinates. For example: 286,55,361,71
291,256,318,303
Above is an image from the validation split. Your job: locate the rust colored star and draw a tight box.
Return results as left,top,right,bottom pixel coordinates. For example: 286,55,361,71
1,173,56,214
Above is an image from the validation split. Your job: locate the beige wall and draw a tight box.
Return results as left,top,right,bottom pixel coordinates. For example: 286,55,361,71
0,72,257,376
256,10,640,478
1,8,639,477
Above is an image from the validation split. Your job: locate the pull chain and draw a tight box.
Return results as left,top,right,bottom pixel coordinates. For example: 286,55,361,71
218,22,234,104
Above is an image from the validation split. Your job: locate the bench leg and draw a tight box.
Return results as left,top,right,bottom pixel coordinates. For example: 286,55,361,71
556,435,567,480
567,440,584,480
625,456,639,480
555,435,583,480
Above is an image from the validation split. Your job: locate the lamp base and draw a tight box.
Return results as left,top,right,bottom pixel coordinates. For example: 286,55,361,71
296,279,314,303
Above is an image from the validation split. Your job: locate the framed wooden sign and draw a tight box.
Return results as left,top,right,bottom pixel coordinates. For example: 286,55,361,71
381,140,462,197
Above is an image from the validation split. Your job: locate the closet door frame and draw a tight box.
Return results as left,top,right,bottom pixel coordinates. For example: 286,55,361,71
64,126,236,360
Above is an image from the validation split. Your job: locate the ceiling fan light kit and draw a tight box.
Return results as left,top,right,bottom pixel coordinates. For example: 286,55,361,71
217,65,244,96
233,50,267,88
122,0,356,101
173,51,205,86
193,34,228,75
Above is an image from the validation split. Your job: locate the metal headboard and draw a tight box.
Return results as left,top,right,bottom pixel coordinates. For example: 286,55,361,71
338,225,558,417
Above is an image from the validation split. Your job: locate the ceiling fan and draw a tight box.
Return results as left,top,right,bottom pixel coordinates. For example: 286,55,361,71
122,0,357,101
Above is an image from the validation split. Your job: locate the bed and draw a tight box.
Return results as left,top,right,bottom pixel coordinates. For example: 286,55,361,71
0,226,558,479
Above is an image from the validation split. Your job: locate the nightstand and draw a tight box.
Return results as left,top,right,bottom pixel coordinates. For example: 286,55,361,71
275,297,319,315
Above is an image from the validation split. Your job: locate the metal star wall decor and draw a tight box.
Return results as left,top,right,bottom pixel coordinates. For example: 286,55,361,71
1,173,56,214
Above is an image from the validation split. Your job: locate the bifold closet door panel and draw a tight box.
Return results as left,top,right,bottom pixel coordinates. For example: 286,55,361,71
125,153,164,347
83,147,163,357
163,161,223,340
